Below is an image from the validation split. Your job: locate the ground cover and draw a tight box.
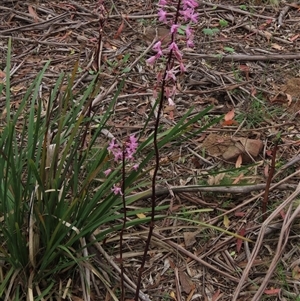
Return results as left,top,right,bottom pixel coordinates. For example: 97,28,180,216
0,0,299,300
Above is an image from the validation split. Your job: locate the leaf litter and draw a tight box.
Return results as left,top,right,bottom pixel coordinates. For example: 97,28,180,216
0,0,300,300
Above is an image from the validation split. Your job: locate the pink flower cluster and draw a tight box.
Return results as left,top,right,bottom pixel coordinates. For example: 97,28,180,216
146,0,198,105
147,0,198,64
105,135,139,195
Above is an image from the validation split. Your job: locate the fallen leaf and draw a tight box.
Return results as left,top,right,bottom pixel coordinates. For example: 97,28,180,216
0,70,5,79
290,34,300,42
251,86,257,96
264,288,281,295
169,291,176,300
266,150,273,156
271,43,284,51
223,215,230,228
235,154,242,168
114,20,124,39
179,271,195,294
236,228,246,253
222,119,239,126
263,30,272,42
207,173,225,185
136,213,146,219
235,211,246,217
279,209,286,219
71,297,84,301
184,232,197,248
28,5,39,22
264,164,269,177
286,93,292,106
224,109,235,121
212,289,222,301
292,266,300,280
232,173,244,184
239,64,250,80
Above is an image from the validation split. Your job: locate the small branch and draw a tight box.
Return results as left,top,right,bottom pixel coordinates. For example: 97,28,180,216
184,53,300,62
262,142,278,221
199,1,276,21
126,183,297,203
278,5,290,27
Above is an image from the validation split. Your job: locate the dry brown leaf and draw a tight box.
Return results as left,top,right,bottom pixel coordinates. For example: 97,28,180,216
207,173,225,185
183,232,197,247
286,93,292,106
292,266,300,280
28,5,39,23
271,43,284,51
179,271,194,294
114,20,125,39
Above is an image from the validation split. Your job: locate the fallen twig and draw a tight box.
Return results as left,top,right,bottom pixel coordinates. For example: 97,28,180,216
262,141,278,221
184,53,300,62
126,183,297,203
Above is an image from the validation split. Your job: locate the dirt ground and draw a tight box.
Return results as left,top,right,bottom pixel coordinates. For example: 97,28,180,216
0,0,300,300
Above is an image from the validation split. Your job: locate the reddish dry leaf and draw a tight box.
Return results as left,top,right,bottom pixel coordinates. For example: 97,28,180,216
28,5,39,22
264,288,281,295
222,119,238,126
235,211,246,217
224,109,235,121
251,86,257,96
232,173,244,184
236,228,246,253
0,70,6,79
114,20,125,39
212,289,221,301
266,150,273,157
279,209,286,219
239,64,250,80
290,34,300,42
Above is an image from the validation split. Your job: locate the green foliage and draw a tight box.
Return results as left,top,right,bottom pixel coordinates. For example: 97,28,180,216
0,42,162,298
219,19,228,27
202,27,219,36
224,46,235,53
